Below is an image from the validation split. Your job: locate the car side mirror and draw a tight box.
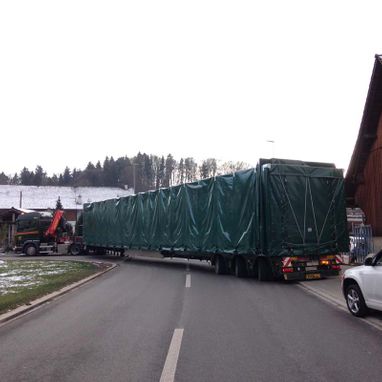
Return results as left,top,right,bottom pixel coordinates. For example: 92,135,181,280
364,257,374,266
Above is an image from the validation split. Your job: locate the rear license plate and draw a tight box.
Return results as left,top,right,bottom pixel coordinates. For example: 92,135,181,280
305,273,321,280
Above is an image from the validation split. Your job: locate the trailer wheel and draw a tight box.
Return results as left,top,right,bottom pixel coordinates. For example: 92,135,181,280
258,259,273,281
24,244,37,256
69,244,81,256
215,255,227,275
234,257,247,278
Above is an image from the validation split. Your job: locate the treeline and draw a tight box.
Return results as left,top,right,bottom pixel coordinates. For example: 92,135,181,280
0,153,250,193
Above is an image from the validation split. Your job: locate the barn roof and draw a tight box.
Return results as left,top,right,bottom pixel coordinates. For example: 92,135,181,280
346,55,382,198
0,185,133,210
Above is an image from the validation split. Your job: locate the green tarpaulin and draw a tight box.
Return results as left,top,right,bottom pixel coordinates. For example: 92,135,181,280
83,159,348,258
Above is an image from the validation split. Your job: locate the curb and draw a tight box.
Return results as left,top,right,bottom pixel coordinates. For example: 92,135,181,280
297,282,347,311
0,261,117,326
298,282,382,333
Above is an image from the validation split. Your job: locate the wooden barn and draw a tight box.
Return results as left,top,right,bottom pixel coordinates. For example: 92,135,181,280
346,54,382,238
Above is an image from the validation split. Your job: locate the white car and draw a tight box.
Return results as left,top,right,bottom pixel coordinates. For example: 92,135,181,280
342,251,382,317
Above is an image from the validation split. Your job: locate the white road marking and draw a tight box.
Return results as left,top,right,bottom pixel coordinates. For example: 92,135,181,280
186,263,190,272
298,283,382,333
185,274,191,288
160,328,184,382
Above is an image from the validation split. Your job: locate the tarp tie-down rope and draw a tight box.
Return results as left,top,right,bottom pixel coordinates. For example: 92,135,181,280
277,174,304,242
318,179,341,244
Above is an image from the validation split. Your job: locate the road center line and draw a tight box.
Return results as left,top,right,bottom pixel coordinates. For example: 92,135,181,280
185,274,191,288
160,328,184,382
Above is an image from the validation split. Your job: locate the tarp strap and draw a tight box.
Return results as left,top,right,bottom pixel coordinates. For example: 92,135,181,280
307,178,320,244
303,177,308,245
284,240,337,248
278,175,304,242
318,179,341,243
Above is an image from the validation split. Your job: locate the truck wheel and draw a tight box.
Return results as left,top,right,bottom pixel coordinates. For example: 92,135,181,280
24,244,37,256
69,244,81,256
258,259,273,281
234,257,247,278
345,284,368,317
215,255,227,275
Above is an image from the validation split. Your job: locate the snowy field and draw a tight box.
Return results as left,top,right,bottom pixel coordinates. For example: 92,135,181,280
0,260,100,315
0,260,80,295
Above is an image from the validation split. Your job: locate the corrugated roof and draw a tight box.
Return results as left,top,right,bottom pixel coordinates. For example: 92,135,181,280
0,185,133,210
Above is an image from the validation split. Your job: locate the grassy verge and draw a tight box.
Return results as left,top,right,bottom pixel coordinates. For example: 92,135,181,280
0,260,102,314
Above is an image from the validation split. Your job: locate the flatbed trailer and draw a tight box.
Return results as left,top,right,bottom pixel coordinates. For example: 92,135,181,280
83,158,349,280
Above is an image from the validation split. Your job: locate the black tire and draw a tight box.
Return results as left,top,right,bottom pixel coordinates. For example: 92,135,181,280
258,259,273,281
24,243,37,256
234,257,247,278
345,283,368,317
215,255,227,275
69,244,81,256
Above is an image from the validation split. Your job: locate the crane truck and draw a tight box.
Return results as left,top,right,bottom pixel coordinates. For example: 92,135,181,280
14,210,83,256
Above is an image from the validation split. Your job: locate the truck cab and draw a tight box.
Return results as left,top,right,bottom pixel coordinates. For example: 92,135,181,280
14,211,73,255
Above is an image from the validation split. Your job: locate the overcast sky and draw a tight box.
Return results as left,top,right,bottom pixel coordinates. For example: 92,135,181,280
1,1,381,176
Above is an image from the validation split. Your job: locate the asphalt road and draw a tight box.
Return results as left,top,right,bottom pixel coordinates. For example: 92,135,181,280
1,254,382,382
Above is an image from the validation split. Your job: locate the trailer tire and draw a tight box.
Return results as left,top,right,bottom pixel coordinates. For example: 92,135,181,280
234,256,247,278
258,259,273,281
215,255,227,275
69,243,81,256
24,243,37,256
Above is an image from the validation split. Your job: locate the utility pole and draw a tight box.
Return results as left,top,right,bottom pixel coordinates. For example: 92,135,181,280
132,163,138,194
133,164,136,194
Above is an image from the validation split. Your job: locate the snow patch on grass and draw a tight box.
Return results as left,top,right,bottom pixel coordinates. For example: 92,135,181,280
0,260,91,296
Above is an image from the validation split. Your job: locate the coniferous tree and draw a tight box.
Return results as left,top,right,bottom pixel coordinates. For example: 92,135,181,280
34,165,46,186
48,174,59,186
62,167,71,186
4,152,251,189
56,196,63,210
0,172,9,185
143,154,154,191
199,161,209,179
20,167,34,185
10,173,20,185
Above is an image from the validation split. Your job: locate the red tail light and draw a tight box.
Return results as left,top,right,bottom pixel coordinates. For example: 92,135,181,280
332,265,341,271
282,267,293,273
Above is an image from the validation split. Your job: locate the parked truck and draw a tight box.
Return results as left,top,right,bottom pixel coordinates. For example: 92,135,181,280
14,210,83,256
82,158,349,280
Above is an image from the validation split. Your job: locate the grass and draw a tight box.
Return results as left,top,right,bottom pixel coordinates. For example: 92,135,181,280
0,260,100,314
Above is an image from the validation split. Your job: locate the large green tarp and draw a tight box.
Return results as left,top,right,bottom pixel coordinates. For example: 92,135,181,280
83,169,257,254
83,159,349,257
259,162,348,257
